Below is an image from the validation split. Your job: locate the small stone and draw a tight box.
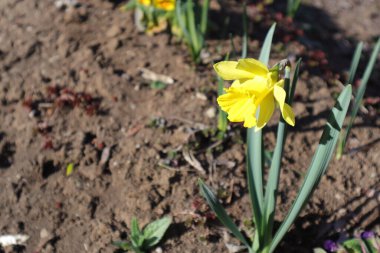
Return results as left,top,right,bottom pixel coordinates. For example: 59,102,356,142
204,107,216,118
155,247,163,253
366,189,375,198
338,208,346,215
40,228,50,239
195,92,207,101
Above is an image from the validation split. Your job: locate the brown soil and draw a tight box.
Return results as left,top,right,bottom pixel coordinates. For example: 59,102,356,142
0,0,379,253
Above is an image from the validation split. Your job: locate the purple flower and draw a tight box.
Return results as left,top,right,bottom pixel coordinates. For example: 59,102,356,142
323,240,339,252
361,231,375,239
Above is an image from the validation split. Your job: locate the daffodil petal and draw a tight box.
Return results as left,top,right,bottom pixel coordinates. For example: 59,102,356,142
231,80,241,88
238,77,268,93
273,85,286,112
256,95,275,129
214,61,255,80
274,79,284,88
236,58,269,78
244,113,257,128
273,85,295,126
282,103,295,126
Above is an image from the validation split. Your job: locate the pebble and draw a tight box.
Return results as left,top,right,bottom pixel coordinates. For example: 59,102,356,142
204,107,216,118
155,247,163,253
40,228,50,239
195,92,207,101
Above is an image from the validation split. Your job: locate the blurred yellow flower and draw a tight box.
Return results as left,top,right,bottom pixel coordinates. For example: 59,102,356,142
214,58,295,129
138,0,175,11
154,0,175,11
138,0,152,6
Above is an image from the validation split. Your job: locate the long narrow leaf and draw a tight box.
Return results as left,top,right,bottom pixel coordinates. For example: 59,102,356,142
348,42,363,85
269,85,353,252
336,42,362,159
258,23,276,65
186,0,200,57
341,38,380,152
200,0,210,35
175,0,190,43
199,180,251,250
241,3,248,59
263,67,292,245
289,59,302,105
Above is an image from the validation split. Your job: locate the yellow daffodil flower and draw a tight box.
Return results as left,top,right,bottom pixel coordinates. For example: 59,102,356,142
214,58,295,129
154,0,175,11
138,0,152,6
138,0,175,11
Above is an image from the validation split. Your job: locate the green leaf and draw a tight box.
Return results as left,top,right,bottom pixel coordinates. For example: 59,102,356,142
343,238,370,253
264,150,274,167
199,179,251,250
66,163,74,176
258,23,276,66
113,241,133,251
120,0,138,11
289,59,302,105
142,216,172,249
340,38,380,155
269,85,353,253
200,0,210,35
287,0,302,18
241,3,248,59
363,236,380,253
263,69,292,245
175,0,190,42
347,42,363,85
150,81,167,90
336,42,362,159
131,217,143,248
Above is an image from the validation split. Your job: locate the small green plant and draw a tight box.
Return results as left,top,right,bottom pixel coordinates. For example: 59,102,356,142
199,23,353,253
336,38,380,159
121,0,176,34
113,216,172,253
150,81,167,90
314,231,380,253
175,0,210,64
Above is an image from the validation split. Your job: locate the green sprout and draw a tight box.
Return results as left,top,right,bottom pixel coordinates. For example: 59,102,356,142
113,216,172,253
199,23,353,253
175,0,210,64
287,0,302,18
336,38,380,159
